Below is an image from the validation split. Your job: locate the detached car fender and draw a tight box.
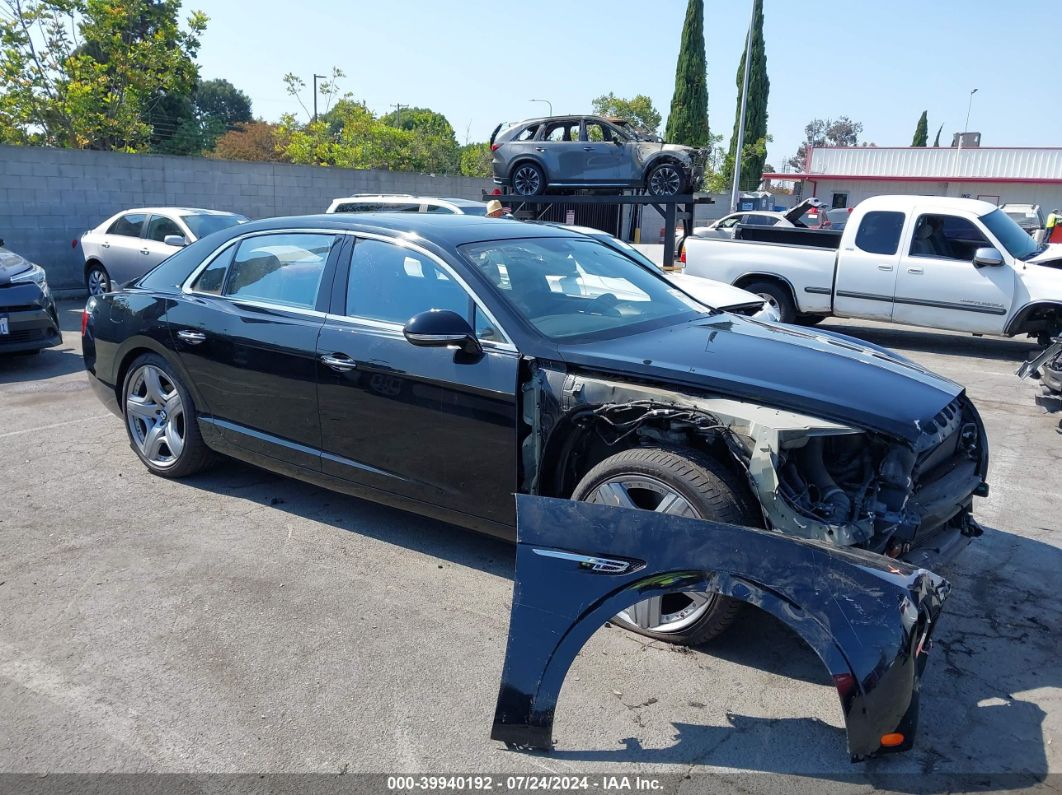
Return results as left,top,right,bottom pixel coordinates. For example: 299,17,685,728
492,496,950,762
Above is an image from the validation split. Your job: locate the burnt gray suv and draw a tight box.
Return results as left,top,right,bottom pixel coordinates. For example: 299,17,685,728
490,115,705,196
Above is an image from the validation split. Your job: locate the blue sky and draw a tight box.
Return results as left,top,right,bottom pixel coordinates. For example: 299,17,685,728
194,0,1059,167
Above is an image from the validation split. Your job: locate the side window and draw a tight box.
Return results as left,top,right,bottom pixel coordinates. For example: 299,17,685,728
381,203,421,213
346,239,471,326
718,216,740,229
909,214,989,260
473,305,502,342
425,204,458,214
191,245,236,295
584,122,608,142
224,233,334,309
855,211,905,255
514,125,538,142
107,213,147,237
145,215,183,243
745,215,770,226
543,123,577,142
335,203,379,213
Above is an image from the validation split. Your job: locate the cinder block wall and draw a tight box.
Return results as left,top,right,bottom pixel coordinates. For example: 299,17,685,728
0,145,492,291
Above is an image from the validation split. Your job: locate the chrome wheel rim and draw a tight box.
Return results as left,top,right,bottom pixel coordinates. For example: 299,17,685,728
649,165,682,196
87,269,107,296
513,165,542,195
125,364,186,468
584,475,716,634
756,292,780,312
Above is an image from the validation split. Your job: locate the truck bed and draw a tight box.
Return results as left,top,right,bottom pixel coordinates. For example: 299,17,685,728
734,225,844,249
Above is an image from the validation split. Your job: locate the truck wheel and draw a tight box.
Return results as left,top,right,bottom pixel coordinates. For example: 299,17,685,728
744,280,797,324
571,447,761,645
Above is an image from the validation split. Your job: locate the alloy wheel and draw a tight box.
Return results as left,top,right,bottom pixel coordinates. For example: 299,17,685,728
757,292,781,313
584,475,717,634
87,268,108,296
648,165,683,196
125,364,186,468
512,165,542,195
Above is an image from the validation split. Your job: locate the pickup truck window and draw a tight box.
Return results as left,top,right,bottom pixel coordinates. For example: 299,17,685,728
855,211,905,255
909,215,989,261
981,208,1040,260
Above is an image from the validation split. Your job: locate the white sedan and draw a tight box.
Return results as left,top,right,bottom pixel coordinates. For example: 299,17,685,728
692,197,825,240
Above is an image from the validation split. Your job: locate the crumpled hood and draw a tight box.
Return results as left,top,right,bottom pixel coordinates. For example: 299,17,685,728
0,246,34,286
1028,243,1062,268
556,315,963,444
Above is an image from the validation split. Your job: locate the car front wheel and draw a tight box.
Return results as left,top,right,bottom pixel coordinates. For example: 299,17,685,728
646,162,686,196
571,447,761,645
86,263,111,297
122,353,214,478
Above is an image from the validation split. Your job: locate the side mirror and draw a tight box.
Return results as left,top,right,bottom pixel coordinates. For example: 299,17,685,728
973,247,1004,268
403,309,482,355
163,235,188,248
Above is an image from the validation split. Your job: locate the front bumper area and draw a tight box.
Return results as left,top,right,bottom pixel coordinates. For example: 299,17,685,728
492,496,950,762
0,284,62,353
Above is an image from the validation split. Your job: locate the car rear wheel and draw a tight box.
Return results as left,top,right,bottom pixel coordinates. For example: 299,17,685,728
122,353,214,478
86,263,111,297
571,447,761,645
646,162,686,196
743,280,797,324
511,162,545,196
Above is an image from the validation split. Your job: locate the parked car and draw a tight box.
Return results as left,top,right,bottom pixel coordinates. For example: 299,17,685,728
692,197,825,239
1001,203,1046,245
80,208,248,296
326,195,490,215
553,224,779,322
0,237,62,355
83,213,988,646
682,194,1062,340
490,115,705,196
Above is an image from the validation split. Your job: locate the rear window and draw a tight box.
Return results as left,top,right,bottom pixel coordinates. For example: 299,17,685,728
855,211,905,255
334,202,420,213
108,213,147,237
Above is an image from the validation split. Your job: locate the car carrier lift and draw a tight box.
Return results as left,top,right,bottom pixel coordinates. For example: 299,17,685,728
482,191,715,270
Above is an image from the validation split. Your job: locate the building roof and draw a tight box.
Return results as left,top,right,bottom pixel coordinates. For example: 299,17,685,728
764,146,1062,185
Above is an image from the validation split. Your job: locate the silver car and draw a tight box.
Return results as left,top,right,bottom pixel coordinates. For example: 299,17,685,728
490,115,705,196
80,208,248,296
326,195,490,215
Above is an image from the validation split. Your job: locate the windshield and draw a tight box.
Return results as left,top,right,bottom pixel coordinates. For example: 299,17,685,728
460,237,706,341
980,209,1040,260
182,214,247,240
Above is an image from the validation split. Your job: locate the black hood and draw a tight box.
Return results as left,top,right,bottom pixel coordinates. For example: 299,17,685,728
0,247,33,286
556,316,963,444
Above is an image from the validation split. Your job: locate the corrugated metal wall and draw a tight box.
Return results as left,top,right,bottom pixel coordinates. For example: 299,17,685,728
811,147,1062,180
807,179,1062,213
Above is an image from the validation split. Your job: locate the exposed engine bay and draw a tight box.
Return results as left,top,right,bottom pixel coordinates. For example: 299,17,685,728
525,367,989,563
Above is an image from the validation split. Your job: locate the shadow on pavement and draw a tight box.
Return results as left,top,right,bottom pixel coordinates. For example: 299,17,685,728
177,456,1058,788
0,301,87,383
822,321,1040,364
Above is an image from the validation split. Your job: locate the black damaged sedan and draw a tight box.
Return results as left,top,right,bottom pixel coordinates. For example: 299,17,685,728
83,214,989,646
0,239,62,355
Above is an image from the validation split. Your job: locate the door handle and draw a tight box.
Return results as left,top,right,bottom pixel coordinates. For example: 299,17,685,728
534,146,546,152
101,241,110,248
176,329,206,345
582,146,594,151
907,267,925,274
877,264,894,271
320,353,357,372
140,248,150,255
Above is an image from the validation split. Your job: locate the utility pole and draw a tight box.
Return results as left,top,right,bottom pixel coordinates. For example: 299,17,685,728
729,2,755,212
953,88,978,176
312,73,326,122
391,103,409,128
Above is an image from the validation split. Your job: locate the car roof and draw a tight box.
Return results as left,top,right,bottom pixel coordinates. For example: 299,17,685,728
118,207,241,216
233,213,587,247
329,195,487,208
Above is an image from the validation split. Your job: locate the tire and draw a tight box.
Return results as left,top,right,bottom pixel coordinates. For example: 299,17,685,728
122,353,214,478
796,313,826,326
743,280,798,324
571,447,761,645
646,162,686,196
511,162,545,196
86,262,111,297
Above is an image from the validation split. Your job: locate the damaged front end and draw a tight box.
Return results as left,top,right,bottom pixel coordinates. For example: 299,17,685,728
492,496,951,762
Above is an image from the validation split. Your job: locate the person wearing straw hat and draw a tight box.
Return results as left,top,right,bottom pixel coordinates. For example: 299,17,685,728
486,199,506,218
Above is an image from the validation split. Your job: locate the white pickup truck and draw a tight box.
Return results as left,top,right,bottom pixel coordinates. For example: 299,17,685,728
682,195,1062,343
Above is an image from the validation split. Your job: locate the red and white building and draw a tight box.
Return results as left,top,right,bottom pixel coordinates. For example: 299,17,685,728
763,146,1062,213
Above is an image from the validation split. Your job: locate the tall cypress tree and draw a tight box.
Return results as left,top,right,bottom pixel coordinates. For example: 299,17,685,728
726,0,769,191
664,0,710,148
912,110,928,146
932,124,943,147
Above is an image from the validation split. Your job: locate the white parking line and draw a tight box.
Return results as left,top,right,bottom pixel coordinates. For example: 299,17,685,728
0,414,112,439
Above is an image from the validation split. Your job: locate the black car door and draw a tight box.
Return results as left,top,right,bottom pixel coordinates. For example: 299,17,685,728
168,231,342,470
316,235,520,526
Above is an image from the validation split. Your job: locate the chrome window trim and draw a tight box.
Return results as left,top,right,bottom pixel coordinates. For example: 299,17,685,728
179,227,517,350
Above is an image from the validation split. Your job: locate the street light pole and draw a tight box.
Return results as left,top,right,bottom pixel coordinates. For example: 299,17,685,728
964,88,978,136
530,98,553,117
729,2,755,213
312,73,327,122
954,88,978,177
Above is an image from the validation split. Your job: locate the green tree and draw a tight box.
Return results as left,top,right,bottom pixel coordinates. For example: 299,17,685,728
933,123,943,147
725,0,769,191
591,93,662,136
786,116,864,171
912,110,928,146
664,0,709,147
459,142,492,178
0,0,207,151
